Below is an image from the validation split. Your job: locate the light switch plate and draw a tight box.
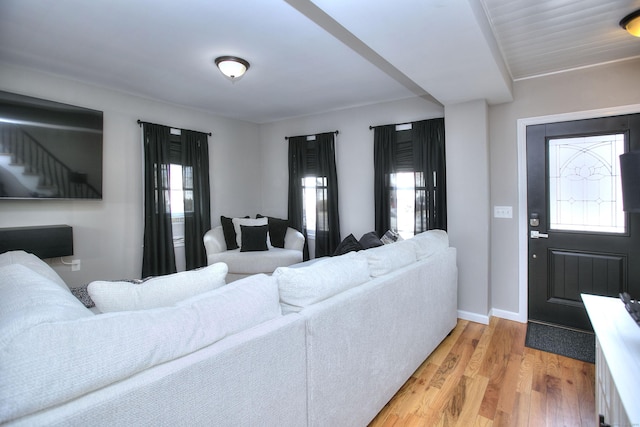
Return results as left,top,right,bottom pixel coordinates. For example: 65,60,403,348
494,206,513,218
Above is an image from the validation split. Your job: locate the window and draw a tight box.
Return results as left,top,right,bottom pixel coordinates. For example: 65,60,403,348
389,127,418,239
169,163,184,218
142,121,211,276
548,133,625,233
391,171,420,240
302,176,328,238
288,132,340,259
374,118,446,238
167,130,194,220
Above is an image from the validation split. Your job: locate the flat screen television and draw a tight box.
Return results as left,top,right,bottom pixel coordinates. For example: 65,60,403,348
0,90,103,200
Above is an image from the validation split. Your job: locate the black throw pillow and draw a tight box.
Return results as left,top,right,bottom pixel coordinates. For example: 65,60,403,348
359,231,383,249
221,215,250,250
256,214,289,248
332,234,363,256
240,225,269,252
221,216,239,250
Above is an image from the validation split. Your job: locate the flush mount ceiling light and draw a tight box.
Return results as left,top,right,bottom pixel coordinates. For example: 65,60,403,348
620,9,640,37
214,56,250,82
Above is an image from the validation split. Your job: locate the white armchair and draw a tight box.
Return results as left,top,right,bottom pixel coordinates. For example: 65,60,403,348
203,226,305,282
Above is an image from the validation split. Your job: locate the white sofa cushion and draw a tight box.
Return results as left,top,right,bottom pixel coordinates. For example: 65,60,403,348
0,264,93,348
0,250,69,291
0,273,282,423
87,262,228,313
232,217,269,248
407,229,449,259
274,252,370,313
362,240,417,277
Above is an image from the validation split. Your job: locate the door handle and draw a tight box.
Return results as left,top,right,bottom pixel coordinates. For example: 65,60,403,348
530,230,549,239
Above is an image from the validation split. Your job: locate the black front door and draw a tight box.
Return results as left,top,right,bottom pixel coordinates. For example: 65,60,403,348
527,113,640,331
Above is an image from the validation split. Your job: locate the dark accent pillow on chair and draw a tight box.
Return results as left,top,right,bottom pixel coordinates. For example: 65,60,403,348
221,216,250,250
256,214,289,248
332,234,363,256
221,216,239,250
240,225,269,252
359,231,383,249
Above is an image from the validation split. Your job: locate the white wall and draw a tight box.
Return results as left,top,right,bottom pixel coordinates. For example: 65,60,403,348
258,97,444,240
488,58,640,319
0,63,261,286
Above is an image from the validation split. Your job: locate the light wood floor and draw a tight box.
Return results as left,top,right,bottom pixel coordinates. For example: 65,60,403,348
369,317,595,427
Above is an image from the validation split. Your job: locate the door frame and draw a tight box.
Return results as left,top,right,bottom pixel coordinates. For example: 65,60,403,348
515,103,640,323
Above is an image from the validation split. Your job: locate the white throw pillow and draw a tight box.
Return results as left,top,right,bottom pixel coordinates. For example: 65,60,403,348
87,262,228,312
274,251,370,313
0,250,69,291
362,240,417,277
232,217,269,248
408,229,449,259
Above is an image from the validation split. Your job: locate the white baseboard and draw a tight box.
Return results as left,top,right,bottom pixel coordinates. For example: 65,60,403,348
490,308,526,324
458,308,527,325
457,310,489,325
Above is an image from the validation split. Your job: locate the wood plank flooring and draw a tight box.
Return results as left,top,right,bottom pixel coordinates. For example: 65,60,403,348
369,317,595,427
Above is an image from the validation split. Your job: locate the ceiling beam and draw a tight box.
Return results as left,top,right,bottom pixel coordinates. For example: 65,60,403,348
284,0,443,107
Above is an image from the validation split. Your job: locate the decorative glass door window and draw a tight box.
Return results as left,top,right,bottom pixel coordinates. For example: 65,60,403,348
548,134,626,233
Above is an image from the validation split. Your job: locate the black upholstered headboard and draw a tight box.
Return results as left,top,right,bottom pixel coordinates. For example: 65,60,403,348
0,225,73,258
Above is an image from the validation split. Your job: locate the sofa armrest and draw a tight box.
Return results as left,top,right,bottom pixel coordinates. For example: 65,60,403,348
284,227,305,252
203,227,227,260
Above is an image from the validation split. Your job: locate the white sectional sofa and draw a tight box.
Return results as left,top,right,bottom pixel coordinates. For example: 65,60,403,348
0,230,457,426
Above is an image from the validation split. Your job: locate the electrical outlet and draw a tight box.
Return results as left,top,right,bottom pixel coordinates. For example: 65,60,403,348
71,259,81,272
494,206,513,219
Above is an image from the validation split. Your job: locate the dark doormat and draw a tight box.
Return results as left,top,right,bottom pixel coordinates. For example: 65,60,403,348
525,321,595,364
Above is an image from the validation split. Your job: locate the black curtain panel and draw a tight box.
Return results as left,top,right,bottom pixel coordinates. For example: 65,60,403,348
373,124,397,237
142,123,176,277
412,118,447,231
181,130,211,270
313,132,341,257
287,135,310,260
288,132,341,259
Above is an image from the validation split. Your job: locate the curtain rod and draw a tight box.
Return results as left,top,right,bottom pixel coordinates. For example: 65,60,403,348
137,119,212,136
284,130,339,140
369,121,413,130
369,117,443,130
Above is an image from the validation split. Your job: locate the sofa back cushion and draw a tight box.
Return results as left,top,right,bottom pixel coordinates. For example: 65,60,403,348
0,250,69,291
362,240,417,277
407,229,449,259
87,262,228,312
274,252,370,313
0,273,282,423
0,264,93,348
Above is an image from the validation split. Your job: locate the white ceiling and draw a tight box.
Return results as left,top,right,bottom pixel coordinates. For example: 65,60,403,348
0,0,638,124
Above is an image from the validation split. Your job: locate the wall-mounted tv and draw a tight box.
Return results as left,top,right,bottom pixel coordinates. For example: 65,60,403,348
0,90,103,200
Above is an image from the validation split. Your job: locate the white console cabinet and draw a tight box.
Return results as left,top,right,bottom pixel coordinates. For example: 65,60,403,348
583,294,640,427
